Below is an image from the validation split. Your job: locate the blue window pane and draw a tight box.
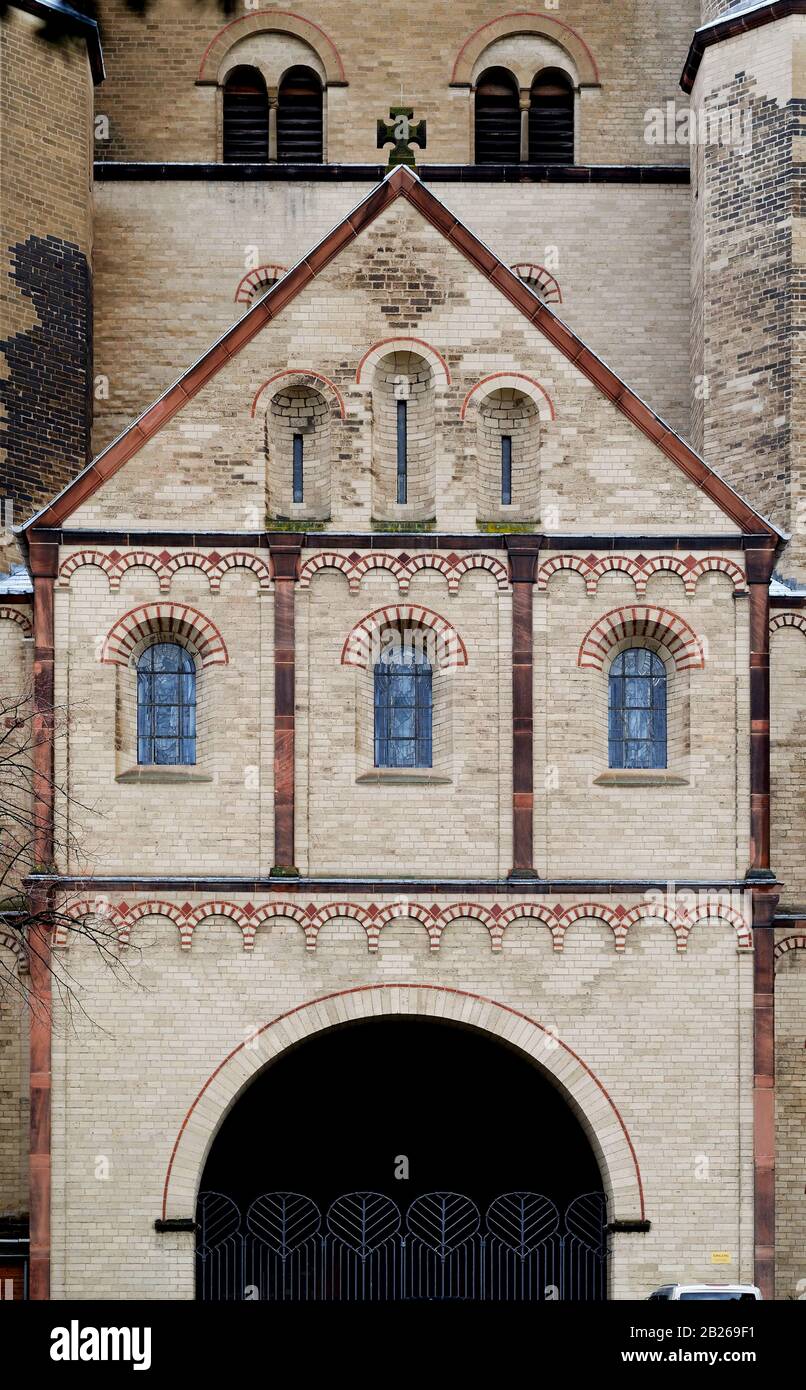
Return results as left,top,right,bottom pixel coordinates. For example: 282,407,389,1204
374,642,432,768
137,641,196,766
608,647,667,769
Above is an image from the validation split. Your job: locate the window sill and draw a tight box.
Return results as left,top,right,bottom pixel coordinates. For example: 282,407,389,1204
593,769,689,788
115,765,213,785
356,769,452,786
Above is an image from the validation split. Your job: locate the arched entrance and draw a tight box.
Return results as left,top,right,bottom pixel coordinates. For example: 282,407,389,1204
182,986,641,1301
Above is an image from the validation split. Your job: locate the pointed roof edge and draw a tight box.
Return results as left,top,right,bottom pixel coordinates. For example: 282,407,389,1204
23,165,783,542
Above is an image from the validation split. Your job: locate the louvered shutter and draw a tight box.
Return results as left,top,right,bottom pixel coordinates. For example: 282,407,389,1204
474,68,520,165
528,68,574,164
223,66,268,163
277,66,323,163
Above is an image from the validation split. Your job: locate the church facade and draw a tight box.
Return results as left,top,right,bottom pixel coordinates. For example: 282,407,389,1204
0,0,804,1302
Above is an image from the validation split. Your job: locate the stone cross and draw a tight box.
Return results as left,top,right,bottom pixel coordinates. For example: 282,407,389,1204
377,107,427,169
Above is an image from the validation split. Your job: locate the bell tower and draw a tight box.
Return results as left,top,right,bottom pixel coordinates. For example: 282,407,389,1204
0,0,102,534
685,0,806,576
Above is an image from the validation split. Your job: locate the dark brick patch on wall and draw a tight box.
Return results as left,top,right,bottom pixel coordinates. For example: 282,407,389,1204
0,234,92,519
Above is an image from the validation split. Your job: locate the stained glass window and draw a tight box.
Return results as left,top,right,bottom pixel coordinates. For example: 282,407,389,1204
608,648,666,769
374,645,432,768
137,642,196,766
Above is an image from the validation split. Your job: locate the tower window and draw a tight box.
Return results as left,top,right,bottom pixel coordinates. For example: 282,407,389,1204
223,66,268,163
501,435,512,505
374,644,432,769
137,642,196,766
475,67,520,165
608,648,667,769
277,66,323,163
396,398,408,504
529,68,574,164
292,432,304,503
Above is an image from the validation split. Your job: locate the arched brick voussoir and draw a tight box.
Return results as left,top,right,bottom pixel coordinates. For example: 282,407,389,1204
683,904,753,952
299,551,360,593
341,605,468,671
234,264,287,304
620,901,686,952
0,606,33,639
774,934,806,964
0,929,29,972
537,554,591,593
162,986,645,1222
197,10,347,85
347,552,409,593
450,12,600,86
589,554,678,597
578,606,705,673
560,902,626,952
449,554,510,593
371,901,443,952
510,264,563,304
248,901,312,952
770,611,806,640
310,902,372,953
209,553,273,592
355,337,451,388
57,549,120,591
437,902,499,952
250,369,346,420
54,897,126,950
115,900,189,949
685,556,746,595
100,603,229,668
183,901,255,950
460,372,555,423
495,901,564,950
113,551,172,591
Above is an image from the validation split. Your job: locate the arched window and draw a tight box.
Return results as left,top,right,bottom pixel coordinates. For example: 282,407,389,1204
277,66,323,163
137,643,196,766
529,68,574,163
374,640,432,768
475,67,520,164
223,65,269,163
608,649,666,769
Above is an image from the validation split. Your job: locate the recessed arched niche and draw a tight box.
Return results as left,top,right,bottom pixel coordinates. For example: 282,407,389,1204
474,387,540,523
266,381,331,521
370,350,436,523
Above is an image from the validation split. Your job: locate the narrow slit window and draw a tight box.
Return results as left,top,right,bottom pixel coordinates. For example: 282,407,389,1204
501,434,512,505
292,432,304,503
396,398,408,504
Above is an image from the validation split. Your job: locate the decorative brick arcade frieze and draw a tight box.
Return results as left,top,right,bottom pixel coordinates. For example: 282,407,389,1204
57,548,273,593
51,894,753,957
537,552,746,597
770,611,806,639
298,549,510,595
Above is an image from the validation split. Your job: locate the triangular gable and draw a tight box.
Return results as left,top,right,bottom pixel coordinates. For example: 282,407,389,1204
26,165,781,538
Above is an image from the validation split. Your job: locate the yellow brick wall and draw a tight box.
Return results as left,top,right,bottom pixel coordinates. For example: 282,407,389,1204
92,179,692,454
93,0,699,165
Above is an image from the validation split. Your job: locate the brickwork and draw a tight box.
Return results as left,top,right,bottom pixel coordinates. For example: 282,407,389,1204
690,15,806,573
774,934,806,1300
0,6,93,521
771,617,806,906
44,907,755,1299
77,197,727,534
93,0,698,165
91,179,692,454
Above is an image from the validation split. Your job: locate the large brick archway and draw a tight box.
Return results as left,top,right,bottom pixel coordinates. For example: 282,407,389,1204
162,984,645,1224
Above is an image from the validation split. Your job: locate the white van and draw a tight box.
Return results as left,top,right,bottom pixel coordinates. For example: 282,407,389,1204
648,1283,762,1301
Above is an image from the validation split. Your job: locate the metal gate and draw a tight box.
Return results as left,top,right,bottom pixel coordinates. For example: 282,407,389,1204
196,1190,608,1301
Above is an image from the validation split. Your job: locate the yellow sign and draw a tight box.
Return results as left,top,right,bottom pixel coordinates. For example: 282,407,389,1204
711,1252,732,1264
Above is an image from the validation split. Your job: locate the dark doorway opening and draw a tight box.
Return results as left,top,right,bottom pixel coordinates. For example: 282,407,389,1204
196,1017,607,1300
